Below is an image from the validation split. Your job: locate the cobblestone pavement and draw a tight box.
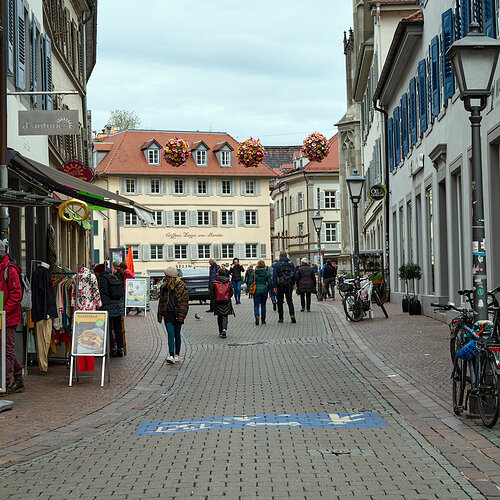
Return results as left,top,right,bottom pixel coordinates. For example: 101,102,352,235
0,296,484,499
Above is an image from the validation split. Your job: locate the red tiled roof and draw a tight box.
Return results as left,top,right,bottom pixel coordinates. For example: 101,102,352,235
93,142,113,152
94,130,275,178
303,134,339,173
402,9,423,21
212,141,234,152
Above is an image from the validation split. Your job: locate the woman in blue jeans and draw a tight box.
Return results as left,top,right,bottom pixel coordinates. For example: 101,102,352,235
251,260,272,325
229,258,244,304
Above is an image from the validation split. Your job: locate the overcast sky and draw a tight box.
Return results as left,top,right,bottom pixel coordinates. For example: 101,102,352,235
87,1,353,146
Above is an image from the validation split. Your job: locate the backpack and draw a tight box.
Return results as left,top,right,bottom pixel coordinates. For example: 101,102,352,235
277,260,294,287
4,265,32,312
214,280,230,301
105,273,124,299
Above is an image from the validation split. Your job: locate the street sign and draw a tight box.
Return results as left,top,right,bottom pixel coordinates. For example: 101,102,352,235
368,184,387,201
19,110,80,136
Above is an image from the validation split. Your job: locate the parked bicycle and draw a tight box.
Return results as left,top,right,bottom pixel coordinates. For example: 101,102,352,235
340,277,388,322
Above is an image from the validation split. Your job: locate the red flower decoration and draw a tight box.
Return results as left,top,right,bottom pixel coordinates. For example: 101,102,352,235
163,138,191,167
301,132,330,163
236,137,267,168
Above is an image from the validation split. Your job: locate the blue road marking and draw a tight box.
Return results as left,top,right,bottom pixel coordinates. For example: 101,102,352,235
135,412,387,435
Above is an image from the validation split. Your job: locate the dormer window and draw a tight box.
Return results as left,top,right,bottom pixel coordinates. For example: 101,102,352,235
214,142,234,167
148,149,160,165
140,139,162,165
196,149,207,166
220,150,231,166
192,140,210,166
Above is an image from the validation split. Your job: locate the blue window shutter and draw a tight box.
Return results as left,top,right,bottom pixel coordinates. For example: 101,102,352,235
7,0,14,73
409,78,417,146
387,117,394,173
14,0,26,90
394,107,401,166
418,60,428,134
460,0,470,37
442,9,455,101
431,36,440,118
31,14,37,106
483,0,496,38
43,35,53,110
401,94,409,158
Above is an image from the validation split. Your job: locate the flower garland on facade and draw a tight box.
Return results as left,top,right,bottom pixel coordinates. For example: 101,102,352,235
271,233,310,240
236,137,267,168
301,132,330,163
163,138,191,167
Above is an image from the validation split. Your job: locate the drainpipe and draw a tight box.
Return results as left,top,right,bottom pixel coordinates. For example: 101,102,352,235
303,172,310,260
0,1,9,246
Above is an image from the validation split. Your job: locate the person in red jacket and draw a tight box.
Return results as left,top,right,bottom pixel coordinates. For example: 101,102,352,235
0,241,24,394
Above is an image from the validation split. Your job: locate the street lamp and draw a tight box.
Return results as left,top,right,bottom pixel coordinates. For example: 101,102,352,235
447,22,500,321
312,211,324,301
346,170,366,288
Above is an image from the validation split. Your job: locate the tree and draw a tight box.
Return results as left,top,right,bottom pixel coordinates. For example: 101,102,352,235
108,110,141,131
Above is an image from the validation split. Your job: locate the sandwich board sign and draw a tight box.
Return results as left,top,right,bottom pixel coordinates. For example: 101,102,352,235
125,278,148,316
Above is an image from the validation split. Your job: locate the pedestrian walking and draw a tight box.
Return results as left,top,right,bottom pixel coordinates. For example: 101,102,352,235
269,258,279,311
251,260,272,325
206,258,220,312
157,267,189,364
273,250,297,324
229,258,244,304
323,260,337,299
211,268,234,338
95,264,125,357
296,258,316,312
0,241,25,395
244,265,254,296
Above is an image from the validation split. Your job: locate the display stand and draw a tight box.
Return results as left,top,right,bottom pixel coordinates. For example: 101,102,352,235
0,312,13,411
69,311,110,387
125,278,148,317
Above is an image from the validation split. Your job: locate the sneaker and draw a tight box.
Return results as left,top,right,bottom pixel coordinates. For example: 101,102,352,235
7,379,25,394
255,317,259,325
273,302,277,311
291,316,296,324
174,355,180,363
278,318,283,323
301,308,305,312
221,330,227,338
262,320,266,325
166,356,175,364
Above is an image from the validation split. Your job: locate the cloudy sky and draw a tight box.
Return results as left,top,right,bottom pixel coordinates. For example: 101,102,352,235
87,1,353,146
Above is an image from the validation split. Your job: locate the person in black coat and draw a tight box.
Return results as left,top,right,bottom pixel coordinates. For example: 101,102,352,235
207,258,220,312
229,258,245,304
210,269,234,338
95,264,125,357
296,258,317,312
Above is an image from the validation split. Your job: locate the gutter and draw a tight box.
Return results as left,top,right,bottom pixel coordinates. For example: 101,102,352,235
303,172,311,261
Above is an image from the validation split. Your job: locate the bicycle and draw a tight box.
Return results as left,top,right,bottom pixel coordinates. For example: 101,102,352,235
341,277,388,322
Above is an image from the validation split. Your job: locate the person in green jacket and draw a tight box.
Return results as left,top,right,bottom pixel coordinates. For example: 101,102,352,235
251,260,273,325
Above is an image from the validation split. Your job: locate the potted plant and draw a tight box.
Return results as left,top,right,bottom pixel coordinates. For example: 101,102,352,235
406,263,423,315
369,273,384,284
398,263,410,312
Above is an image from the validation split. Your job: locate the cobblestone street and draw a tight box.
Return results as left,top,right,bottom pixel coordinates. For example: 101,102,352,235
0,296,498,498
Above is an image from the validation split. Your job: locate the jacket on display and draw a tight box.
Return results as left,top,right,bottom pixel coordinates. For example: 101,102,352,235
31,265,58,323
72,267,102,311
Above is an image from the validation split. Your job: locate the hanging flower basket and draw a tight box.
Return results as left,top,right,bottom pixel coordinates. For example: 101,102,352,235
301,132,330,163
163,138,191,167
236,138,266,168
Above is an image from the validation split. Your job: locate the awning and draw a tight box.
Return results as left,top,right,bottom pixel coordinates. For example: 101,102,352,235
7,149,154,220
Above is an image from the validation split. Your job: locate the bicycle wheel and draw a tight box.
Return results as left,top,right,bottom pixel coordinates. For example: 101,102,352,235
478,355,500,428
343,293,364,322
450,325,464,362
452,356,467,415
373,290,389,318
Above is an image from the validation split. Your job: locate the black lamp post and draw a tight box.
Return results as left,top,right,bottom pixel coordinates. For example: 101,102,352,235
447,22,500,321
346,170,366,289
312,211,324,301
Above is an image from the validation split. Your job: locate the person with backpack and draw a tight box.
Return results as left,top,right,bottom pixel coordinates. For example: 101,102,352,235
157,267,189,364
95,264,125,357
210,268,234,338
206,258,220,312
229,258,245,304
251,260,272,325
273,250,297,324
269,258,279,311
0,240,25,394
322,260,337,299
296,258,317,312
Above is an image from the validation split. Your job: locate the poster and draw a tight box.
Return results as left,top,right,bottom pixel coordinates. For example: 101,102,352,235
71,311,108,357
109,247,125,266
125,278,148,309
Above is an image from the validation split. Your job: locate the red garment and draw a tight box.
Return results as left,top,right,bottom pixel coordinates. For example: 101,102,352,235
0,255,22,327
77,356,95,373
123,268,134,288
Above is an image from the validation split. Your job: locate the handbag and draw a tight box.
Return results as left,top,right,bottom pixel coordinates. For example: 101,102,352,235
248,271,257,296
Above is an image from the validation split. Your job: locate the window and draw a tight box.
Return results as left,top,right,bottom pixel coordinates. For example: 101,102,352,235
128,245,139,260
220,150,231,166
153,211,163,226
275,200,280,218
325,191,337,209
290,195,295,213
325,223,337,242
174,244,187,259
244,180,255,194
198,244,210,259
297,193,304,211
196,150,207,166
221,210,234,226
124,213,139,226
222,180,231,194
222,244,234,259
245,210,257,225
148,149,160,165
198,210,210,226
174,211,187,226
125,178,136,194
298,223,304,243
197,179,207,194
174,179,184,194
151,244,163,260
150,179,160,194
246,244,257,259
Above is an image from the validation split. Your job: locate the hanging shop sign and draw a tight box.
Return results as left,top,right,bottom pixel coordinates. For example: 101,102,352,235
109,247,126,266
368,184,387,201
58,199,90,221
58,160,94,182
18,110,80,136
125,278,148,314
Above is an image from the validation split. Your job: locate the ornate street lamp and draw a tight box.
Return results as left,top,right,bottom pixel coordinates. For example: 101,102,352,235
312,211,324,301
346,170,366,288
447,22,500,321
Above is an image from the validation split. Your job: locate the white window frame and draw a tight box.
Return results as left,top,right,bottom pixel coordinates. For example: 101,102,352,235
221,180,231,195
174,179,184,194
153,211,163,226
325,222,337,242
198,244,210,259
125,178,136,194
244,180,255,195
197,210,210,226
197,179,207,195
174,211,187,226
221,210,234,226
174,244,187,260
325,191,337,209
147,149,160,165
124,213,139,226
245,243,258,259
220,150,231,166
128,245,139,260
222,244,234,259
151,244,164,260
150,178,161,194
245,210,257,226
297,193,304,211
196,150,207,166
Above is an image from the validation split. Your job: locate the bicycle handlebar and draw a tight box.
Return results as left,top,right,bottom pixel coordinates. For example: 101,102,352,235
430,302,467,313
